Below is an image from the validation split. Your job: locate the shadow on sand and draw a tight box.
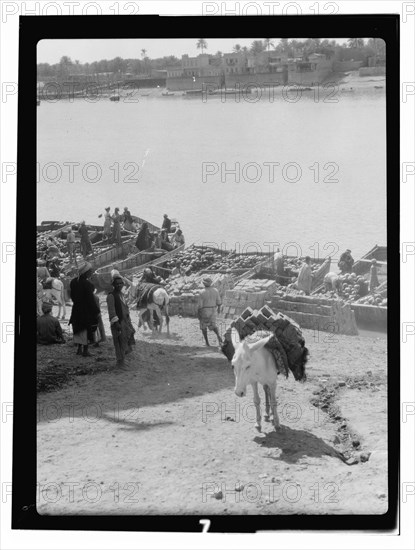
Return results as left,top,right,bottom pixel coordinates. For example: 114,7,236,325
254,425,344,463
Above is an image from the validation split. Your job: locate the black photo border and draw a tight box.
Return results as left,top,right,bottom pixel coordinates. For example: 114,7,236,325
14,13,399,533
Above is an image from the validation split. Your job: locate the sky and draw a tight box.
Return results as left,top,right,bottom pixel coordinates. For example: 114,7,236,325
37,38,349,64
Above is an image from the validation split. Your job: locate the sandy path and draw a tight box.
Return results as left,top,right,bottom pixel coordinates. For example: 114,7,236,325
37,306,387,515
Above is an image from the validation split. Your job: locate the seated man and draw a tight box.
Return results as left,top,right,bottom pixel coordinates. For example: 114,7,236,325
171,229,185,248
37,302,65,344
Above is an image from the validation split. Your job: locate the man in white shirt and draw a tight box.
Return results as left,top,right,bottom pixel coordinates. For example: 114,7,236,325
197,277,222,347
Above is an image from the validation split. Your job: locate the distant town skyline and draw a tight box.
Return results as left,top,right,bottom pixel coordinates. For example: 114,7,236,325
37,38,350,64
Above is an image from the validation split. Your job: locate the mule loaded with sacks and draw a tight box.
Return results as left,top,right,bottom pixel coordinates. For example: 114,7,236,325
135,282,164,309
221,306,309,383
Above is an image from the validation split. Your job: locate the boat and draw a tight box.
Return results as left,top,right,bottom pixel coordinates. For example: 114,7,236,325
37,221,69,233
352,244,387,279
232,253,330,288
183,89,203,96
208,88,253,96
287,86,313,92
350,302,387,330
161,91,175,96
94,243,186,288
91,217,181,282
109,95,120,102
38,223,74,239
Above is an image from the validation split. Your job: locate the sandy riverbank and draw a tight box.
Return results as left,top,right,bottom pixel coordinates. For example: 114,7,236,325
37,301,387,515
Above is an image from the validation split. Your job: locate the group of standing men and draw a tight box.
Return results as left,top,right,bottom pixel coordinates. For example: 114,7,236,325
40,261,134,367
67,261,135,366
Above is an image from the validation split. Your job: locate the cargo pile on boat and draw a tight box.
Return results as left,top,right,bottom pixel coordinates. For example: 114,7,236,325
312,271,387,307
314,272,368,300
164,245,229,274
354,281,387,307
202,251,270,272
232,278,277,295
36,232,67,256
165,272,234,298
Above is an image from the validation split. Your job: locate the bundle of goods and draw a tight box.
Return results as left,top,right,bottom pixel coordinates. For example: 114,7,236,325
221,305,308,382
164,245,230,276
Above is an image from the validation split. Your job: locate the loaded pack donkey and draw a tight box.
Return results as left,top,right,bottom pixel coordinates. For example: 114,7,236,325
221,315,308,432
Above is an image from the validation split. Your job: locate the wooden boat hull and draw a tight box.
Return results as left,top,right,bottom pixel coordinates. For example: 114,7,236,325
37,221,71,234
94,243,186,287
353,245,387,277
351,303,387,330
88,238,137,270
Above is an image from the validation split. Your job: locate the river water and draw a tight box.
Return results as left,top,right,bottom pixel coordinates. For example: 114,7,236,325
37,87,386,260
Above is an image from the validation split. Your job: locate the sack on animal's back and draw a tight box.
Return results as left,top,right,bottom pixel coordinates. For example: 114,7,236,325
272,312,308,381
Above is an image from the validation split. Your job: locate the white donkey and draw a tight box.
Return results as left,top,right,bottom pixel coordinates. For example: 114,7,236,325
117,272,170,334
39,278,66,319
230,328,280,432
137,287,170,334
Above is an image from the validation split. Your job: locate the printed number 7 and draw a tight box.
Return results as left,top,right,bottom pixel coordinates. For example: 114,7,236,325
200,519,211,533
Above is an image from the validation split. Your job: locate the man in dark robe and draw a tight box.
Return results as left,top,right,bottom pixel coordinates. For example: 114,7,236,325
135,222,152,251
162,214,172,233
68,262,100,357
338,249,354,273
79,221,94,258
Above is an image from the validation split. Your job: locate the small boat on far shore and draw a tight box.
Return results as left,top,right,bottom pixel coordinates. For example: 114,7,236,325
183,89,203,96
109,94,120,102
286,86,313,92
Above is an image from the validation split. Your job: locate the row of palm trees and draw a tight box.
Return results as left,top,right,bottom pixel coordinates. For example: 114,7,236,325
196,38,372,57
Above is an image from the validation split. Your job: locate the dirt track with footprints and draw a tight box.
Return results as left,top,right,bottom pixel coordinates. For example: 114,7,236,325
37,301,388,515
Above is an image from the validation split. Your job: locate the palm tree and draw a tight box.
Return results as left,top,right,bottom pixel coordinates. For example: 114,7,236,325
215,51,222,57
347,38,365,48
196,39,208,54
58,56,72,78
264,38,274,52
141,49,147,59
250,40,265,55
367,38,385,58
233,44,242,53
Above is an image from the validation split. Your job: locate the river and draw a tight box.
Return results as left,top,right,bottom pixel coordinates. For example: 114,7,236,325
37,86,386,260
